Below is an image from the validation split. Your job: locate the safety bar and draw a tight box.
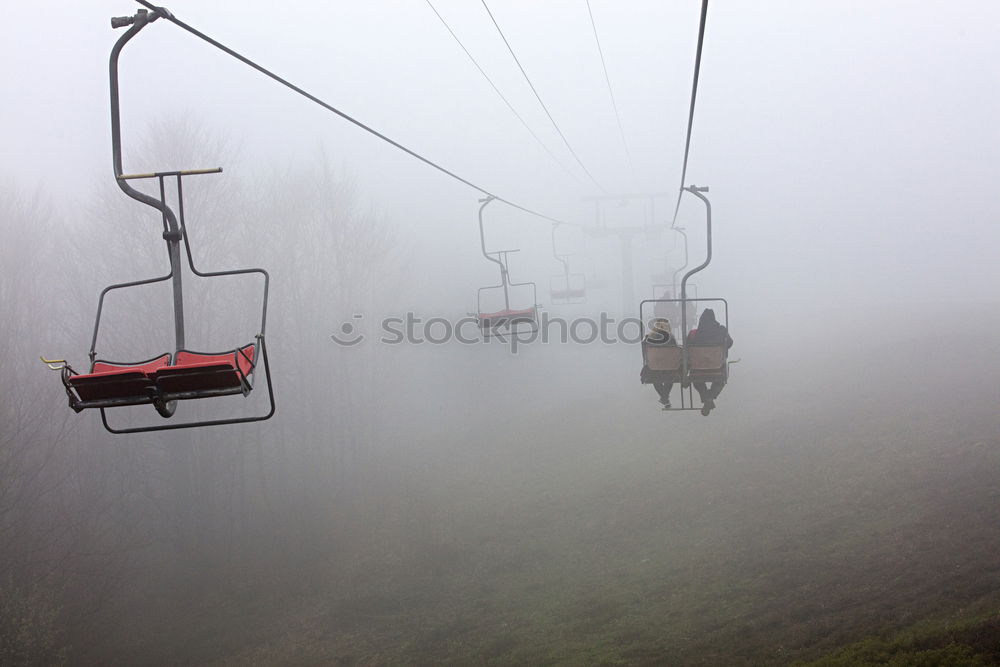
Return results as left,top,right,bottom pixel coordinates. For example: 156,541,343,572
488,249,521,256
118,167,222,180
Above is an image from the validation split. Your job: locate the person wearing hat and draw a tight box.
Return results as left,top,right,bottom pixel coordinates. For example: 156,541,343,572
642,318,678,409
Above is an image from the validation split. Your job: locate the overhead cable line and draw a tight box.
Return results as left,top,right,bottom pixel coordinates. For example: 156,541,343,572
424,0,587,191
479,0,607,194
669,0,709,229
585,0,636,185
131,0,585,227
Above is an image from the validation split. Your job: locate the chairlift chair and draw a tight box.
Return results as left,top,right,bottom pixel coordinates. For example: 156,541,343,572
43,168,275,434
639,186,735,413
41,8,274,433
549,273,587,304
640,296,730,411
474,197,539,338
477,250,539,337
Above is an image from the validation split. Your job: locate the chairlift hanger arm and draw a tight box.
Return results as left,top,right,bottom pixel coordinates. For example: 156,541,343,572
478,197,505,276
679,185,712,340
110,8,189,356
671,227,689,289
110,10,175,225
551,224,569,277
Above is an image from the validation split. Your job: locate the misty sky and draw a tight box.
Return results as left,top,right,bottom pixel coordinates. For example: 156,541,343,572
3,0,999,326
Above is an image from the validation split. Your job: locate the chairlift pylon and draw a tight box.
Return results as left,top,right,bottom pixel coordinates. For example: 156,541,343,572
41,8,274,433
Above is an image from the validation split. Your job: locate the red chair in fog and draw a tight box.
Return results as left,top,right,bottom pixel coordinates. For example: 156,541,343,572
41,10,273,434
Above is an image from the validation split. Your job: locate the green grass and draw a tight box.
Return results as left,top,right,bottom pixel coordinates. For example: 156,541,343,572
800,611,1000,666
81,333,1000,665
157,398,1000,666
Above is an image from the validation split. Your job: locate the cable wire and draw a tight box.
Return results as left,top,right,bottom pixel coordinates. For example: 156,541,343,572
669,0,709,228
424,0,586,190
132,0,585,227
479,0,607,194
585,0,635,184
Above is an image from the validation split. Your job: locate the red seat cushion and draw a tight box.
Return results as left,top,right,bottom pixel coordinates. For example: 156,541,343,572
89,353,172,376
173,344,256,377
478,308,536,320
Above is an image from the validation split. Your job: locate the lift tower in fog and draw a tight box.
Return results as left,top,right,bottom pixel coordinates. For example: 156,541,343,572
583,193,671,317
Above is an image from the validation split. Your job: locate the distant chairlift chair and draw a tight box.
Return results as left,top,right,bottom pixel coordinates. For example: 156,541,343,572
474,197,539,338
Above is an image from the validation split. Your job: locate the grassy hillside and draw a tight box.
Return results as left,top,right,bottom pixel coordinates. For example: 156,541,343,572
83,319,1000,665
801,613,1000,666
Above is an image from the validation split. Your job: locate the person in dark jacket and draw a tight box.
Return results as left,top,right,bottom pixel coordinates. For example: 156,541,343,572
686,308,733,415
642,318,677,409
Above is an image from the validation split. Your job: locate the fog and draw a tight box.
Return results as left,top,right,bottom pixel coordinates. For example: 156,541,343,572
3,1,1000,664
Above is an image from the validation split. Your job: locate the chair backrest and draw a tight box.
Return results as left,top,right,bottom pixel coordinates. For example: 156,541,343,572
688,345,725,370
645,344,682,372
92,353,171,375
175,343,256,377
